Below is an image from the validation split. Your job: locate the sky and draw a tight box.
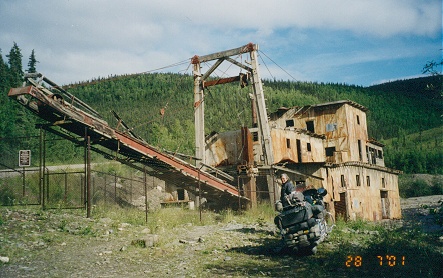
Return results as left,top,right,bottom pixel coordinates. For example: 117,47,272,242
0,0,441,87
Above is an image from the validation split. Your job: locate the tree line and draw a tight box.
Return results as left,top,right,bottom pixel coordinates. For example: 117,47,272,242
0,42,441,174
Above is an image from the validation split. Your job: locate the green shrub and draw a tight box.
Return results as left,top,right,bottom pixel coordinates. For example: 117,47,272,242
0,187,15,206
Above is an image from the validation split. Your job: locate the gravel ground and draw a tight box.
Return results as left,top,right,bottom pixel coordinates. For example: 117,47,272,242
0,208,280,278
0,195,442,277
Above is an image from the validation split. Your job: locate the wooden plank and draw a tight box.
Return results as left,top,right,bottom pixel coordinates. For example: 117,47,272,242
192,43,257,64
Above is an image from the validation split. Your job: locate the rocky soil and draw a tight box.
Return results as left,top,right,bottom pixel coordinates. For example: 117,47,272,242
0,195,442,277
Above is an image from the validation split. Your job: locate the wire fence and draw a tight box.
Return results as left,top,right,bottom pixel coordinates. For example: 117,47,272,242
0,166,160,209
0,134,163,214
1,133,275,218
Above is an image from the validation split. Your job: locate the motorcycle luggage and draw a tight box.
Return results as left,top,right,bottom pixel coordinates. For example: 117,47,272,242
280,205,313,228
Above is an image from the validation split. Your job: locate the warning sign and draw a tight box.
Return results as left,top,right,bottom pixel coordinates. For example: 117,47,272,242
19,150,31,167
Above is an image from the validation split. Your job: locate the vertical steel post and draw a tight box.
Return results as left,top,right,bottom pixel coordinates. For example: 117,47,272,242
198,170,202,222
114,172,117,203
22,167,25,197
130,172,133,204
86,135,91,218
144,167,148,223
39,127,43,207
83,128,87,208
41,128,46,209
104,175,107,205
64,171,68,204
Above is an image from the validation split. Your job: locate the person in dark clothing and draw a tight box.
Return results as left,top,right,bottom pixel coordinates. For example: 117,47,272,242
280,173,295,204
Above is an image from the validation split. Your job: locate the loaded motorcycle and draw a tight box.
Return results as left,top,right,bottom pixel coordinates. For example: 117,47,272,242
274,188,334,255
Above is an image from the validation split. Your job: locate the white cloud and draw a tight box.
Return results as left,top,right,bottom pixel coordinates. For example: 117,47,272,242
0,0,441,85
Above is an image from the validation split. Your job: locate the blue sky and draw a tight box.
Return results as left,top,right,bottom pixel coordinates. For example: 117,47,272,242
0,0,441,86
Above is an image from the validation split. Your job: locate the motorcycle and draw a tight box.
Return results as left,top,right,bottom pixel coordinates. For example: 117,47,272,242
274,188,334,255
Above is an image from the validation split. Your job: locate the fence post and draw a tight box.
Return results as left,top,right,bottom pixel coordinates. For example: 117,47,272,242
22,167,25,197
86,136,91,218
41,128,46,209
114,172,117,204
130,172,133,204
198,170,202,222
144,167,148,223
64,171,67,204
104,175,107,205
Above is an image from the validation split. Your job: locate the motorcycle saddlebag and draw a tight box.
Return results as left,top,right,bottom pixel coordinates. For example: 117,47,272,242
279,205,313,229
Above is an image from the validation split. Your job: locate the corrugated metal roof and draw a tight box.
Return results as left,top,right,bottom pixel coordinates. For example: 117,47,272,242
308,100,368,112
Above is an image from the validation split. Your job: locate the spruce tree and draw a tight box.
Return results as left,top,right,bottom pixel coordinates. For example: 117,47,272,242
6,42,23,86
27,49,38,74
0,49,9,94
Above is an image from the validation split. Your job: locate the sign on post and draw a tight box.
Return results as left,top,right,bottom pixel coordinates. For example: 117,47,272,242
19,150,31,167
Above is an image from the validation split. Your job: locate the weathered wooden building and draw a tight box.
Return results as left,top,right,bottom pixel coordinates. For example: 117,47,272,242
205,100,402,221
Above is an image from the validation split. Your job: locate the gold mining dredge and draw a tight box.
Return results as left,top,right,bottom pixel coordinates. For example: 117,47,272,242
7,43,275,210
8,72,246,209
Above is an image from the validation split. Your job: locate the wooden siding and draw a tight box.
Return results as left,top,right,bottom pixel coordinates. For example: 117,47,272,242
205,130,242,167
205,100,401,221
326,164,401,220
270,128,325,164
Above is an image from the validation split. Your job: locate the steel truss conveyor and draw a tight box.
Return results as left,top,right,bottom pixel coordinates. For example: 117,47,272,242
8,73,246,209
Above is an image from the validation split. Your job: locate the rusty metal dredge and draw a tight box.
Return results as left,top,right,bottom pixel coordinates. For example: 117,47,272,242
8,73,247,209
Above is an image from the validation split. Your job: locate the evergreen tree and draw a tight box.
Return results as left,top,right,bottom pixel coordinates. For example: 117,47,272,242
6,42,23,86
27,49,38,74
0,49,9,94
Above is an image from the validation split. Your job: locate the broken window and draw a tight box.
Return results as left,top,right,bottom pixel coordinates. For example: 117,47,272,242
382,178,386,188
341,175,346,187
306,121,314,133
378,150,383,159
286,119,294,127
356,175,361,187
326,123,337,132
252,131,258,142
307,142,311,152
286,138,291,148
325,147,335,157
296,139,302,162
357,115,360,125
358,140,363,161
177,189,185,200
366,176,370,187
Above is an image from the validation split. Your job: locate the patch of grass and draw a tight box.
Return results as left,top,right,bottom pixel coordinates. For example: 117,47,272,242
2,204,441,277
313,217,442,278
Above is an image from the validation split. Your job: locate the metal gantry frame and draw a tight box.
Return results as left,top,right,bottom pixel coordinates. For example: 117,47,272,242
191,43,276,205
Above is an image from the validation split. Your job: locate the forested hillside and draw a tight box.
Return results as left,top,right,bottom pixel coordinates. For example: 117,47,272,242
0,43,441,174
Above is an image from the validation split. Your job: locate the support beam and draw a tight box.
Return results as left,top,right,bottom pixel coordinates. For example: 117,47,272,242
191,43,256,64
203,76,240,88
193,63,205,165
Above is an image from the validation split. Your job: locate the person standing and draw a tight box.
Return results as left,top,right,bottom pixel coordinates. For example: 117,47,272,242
280,173,295,204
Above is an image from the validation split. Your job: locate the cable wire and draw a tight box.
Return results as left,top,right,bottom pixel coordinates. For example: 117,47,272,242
259,50,298,82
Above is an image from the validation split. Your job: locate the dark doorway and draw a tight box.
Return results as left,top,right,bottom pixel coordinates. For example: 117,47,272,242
335,192,347,220
380,191,390,219
296,139,302,162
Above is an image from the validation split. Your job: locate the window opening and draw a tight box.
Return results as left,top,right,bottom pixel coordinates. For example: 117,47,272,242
286,119,294,127
296,139,302,162
378,150,383,159
325,147,335,157
306,121,314,133
341,175,346,187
